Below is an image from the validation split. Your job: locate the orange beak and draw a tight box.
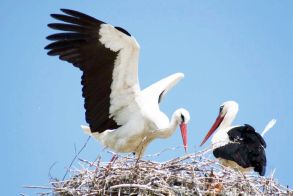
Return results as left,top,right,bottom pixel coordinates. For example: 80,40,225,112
180,123,188,152
200,114,225,146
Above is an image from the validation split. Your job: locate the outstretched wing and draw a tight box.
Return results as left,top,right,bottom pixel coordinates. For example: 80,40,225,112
141,72,184,107
45,9,140,133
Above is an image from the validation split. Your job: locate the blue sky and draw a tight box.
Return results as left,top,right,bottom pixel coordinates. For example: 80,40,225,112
1,1,292,194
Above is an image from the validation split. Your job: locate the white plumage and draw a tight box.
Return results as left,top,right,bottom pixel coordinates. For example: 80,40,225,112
81,73,190,157
45,9,190,157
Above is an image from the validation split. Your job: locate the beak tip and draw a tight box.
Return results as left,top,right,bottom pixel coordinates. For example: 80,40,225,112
200,114,224,147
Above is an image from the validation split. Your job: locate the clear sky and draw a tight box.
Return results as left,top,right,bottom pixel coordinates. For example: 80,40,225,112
1,1,292,194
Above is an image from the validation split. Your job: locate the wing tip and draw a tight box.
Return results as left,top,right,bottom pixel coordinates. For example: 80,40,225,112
60,8,72,14
81,125,91,135
176,72,184,79
170,72,184,80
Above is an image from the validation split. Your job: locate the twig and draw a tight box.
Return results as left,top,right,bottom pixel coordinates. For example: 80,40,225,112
110,184,154,190
23,185,53,190
25,147,293,195
48,161,58,181
62,136,91,180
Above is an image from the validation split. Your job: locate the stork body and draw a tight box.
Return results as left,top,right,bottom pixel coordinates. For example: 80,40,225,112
45,9,190,157
200,101,266,176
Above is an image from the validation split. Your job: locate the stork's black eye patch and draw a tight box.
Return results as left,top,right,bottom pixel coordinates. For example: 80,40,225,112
181,114,185,122
115,26,131,36
219,105,224,113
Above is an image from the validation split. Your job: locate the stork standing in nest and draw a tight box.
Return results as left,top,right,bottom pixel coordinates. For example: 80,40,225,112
45,9,190,158
200,101,267,176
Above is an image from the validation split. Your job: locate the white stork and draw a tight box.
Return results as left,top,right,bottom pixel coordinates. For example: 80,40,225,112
200,101,267,176
45,9,190,158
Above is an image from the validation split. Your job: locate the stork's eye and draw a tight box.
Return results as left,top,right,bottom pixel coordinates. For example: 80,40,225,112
180,114,185,122
219,105,224,113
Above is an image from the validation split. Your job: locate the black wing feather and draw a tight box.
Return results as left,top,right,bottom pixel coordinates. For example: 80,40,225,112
50,14,98,27
60,9,102,24
45,9,121,133
213,124,266,176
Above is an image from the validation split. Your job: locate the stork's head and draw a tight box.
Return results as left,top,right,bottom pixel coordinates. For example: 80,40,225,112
200,100,239,146
174,108,190,152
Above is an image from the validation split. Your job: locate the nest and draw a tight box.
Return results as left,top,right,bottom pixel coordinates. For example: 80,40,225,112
30,148,292,196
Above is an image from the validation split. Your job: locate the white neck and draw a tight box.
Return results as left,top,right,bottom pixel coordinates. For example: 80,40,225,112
155,111,180,139
219,102,239,131
218,112,236,131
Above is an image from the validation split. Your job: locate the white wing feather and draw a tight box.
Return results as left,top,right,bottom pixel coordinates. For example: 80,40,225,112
99,24,141,124
141,72,184,108
261,119,277,137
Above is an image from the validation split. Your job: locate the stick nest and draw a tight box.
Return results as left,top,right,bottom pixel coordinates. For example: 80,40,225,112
44,150,292,196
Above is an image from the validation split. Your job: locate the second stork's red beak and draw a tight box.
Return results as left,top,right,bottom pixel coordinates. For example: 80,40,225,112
180,123,188,152
200,114,225,146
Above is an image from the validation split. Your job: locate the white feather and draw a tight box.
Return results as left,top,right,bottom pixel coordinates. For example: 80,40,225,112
81,125,91,135
261,119,277,137
141,73,184,108
99,24,140,125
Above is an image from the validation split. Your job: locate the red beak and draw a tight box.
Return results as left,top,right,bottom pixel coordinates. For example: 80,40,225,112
180,123,188,152
200,114,225,146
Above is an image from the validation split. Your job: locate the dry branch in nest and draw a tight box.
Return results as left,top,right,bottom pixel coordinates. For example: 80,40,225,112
30,148,292,196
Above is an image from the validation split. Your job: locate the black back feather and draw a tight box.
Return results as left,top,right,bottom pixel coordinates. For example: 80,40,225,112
213,124,267,176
